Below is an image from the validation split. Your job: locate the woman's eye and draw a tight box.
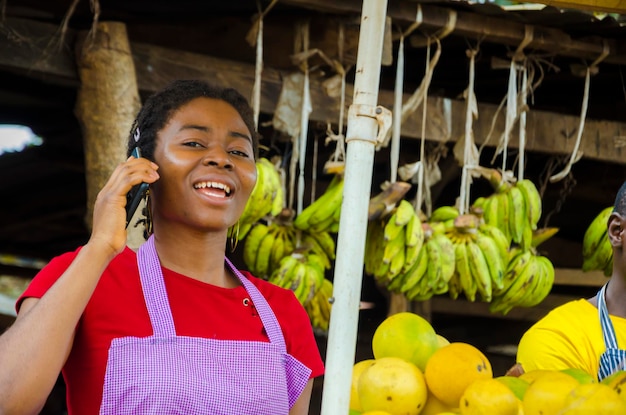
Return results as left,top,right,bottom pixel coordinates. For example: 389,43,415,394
183,141,203,148
230,149,250,158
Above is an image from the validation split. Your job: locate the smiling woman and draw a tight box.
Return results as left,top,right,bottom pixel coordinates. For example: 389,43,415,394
0,125,43,155
0,80,324,415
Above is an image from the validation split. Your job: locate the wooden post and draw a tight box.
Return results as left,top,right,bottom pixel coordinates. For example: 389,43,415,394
74,22,144,247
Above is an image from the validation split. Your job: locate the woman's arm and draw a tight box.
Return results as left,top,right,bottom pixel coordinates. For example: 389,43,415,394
289,379,315,415
0,156,159,414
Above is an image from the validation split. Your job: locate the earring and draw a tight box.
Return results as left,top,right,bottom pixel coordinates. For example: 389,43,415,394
228,221,240,253
143,190,153,240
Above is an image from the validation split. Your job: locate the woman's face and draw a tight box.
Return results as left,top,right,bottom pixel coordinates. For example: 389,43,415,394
151,97,257,232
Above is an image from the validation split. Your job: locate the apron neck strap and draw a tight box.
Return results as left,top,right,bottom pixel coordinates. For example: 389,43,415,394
598,282,618,349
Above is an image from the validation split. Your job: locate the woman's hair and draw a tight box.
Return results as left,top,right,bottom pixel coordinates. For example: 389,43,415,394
127,80,260,160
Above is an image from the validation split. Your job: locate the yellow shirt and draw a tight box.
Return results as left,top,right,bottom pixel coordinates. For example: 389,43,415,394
517,299,626,376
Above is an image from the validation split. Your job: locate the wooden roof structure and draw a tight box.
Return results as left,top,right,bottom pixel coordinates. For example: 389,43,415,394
2,0,626,276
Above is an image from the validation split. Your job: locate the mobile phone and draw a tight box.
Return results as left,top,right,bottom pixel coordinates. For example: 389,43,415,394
126,147,150,228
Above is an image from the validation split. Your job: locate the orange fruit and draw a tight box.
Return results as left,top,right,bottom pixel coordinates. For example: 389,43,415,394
424,342,493,408
372,312,439,372
421,389,458,415
522,370,579,415
560,383,626,414
459,378,520,415
358,356,428,415
350,359,376,411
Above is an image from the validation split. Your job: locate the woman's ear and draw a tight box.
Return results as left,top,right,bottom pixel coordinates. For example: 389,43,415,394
607,213,624,246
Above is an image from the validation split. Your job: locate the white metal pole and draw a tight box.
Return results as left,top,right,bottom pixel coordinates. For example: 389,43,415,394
320,1,389,414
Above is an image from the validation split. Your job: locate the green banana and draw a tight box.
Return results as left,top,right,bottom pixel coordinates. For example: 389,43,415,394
479,223,510,261
496,192,512,243
404,212,424,248
507,185,526,245
516,179,542,230
582,206,613,259
475,232,505,291
254,229,278,278
583,233,612,273
400,248,429,294
430,205,460,223
518,255,555,308
466,240,493,302
433,233,456,284
384,212,405,242
242,223,269,272
455,241,477,302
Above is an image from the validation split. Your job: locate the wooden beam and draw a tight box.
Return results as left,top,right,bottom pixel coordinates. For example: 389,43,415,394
3,17,626,165
280,0,626,66
531,1,626,14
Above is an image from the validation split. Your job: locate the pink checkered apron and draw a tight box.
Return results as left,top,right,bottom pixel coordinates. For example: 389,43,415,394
98,235,311,414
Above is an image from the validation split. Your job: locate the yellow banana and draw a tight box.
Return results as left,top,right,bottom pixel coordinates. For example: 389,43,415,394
404,212,424,248
254,229,278,278
481,195,501,231
490,253,538,314
447,271,462,300
384,213,405,242
259,158,284,217
433,233,456,284
430,205,460,223
269,254,300,287
516,179,542,230
387,242,406,281
269,227,287,272
496,248,533,295
308,230,336,261
307,177,344,228
382,230,406,266
466,240,493,302
242,223,269,272
507,185,526,245
290,262,311,305
400,248,429,294
424,235,443,287
518,255,555,308
496,191,512,243
364,219,385,276
478,223,510,260
394,199,416,227
475,232,505,292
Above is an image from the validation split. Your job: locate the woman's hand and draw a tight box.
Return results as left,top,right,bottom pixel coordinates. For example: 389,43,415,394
88,156,159,257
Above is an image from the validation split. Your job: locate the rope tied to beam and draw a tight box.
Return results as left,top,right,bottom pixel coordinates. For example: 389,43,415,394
550,39,610,183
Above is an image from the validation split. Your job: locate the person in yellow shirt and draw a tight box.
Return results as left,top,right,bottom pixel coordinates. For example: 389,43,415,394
513,180,626,381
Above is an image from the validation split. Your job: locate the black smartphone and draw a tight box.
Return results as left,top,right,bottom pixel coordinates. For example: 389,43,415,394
126,147,150,228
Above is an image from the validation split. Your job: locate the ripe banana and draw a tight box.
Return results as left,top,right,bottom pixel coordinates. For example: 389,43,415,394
466,240,493,302
242,223,269,272
507,185,527,245
516,178,542,230
475,231,505,292
454,241,477,302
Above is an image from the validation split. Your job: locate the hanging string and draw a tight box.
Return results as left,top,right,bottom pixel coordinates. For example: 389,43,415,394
296,21,312,215
390,34,405,183
517,65,528,180
248,0,278,130
550,40,610,183
459,48,479,215
415,39,434,214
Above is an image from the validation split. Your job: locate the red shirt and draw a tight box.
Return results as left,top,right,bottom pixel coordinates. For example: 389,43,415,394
18,246,325,415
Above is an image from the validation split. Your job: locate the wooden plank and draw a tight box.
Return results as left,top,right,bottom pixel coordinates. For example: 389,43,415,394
3,17,626,164
532,1,626,14
554,268,607,287
429,293,579,322
281,0,626,65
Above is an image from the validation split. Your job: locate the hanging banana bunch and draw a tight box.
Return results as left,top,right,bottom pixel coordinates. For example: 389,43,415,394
242,221,298,279
445,213,508,303
268,250,327,306
475,169,542,252
363,199,425,285
293,173,344,233
582,206,613,277
387,223,455,302
238,157,285,239
304,277,334,332
489,227,559,315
